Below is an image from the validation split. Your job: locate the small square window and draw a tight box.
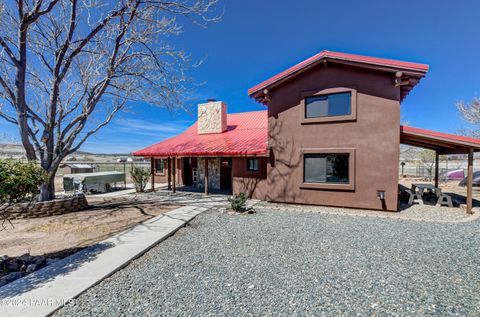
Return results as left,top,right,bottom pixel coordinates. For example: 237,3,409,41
305,92,351,118
247,158,259,172
155,159,165,174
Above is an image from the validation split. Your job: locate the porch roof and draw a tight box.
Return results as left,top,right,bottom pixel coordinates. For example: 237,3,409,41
400,125,480,154
133,111,268,157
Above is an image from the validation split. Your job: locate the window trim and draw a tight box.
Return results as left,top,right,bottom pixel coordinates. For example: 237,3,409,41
154,158,166,175
300,148,355,190
300,87,357,124
246,158,260,172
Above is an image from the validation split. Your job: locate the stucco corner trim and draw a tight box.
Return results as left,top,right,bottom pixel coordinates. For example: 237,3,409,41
299,148,356,191
300,87,357,125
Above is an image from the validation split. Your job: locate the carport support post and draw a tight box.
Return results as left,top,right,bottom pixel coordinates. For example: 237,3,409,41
167,157,171,190
150,157,155,192
467,148,473,214
204,158,209,195
172,157,176,194
434,151,439,188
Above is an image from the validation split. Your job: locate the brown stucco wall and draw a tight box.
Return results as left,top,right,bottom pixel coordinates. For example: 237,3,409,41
232,157,268,198
152,158,184,186
256,63,401,211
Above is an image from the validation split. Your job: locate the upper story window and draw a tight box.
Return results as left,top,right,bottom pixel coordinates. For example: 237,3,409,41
301,88,356,124
305,92,351,118
155,159,165,174
247,158,259,172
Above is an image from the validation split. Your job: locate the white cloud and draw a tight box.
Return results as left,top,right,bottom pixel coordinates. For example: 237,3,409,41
114,118,191,135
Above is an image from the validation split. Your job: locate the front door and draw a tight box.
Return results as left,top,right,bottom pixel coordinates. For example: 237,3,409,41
183,158,197,186
220,157,232,191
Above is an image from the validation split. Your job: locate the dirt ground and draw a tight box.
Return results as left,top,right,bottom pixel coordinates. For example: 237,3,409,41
399,177,480,199
0,196,179,257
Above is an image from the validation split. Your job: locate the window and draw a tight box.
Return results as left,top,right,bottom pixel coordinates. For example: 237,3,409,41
247,158,259,172
305,92,351,118
155,159,165,174
304,153,349,184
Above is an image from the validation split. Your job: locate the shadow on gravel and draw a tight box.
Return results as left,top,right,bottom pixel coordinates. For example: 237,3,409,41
0,242,113,299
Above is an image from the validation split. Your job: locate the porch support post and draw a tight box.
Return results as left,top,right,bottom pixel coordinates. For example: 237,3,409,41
204,158,209,195
167,157,171,190
434,151,439,188
172,157,176,194
467,148,473,214
150,157,155,192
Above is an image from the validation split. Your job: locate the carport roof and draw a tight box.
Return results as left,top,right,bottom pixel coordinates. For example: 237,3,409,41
400,125,480,154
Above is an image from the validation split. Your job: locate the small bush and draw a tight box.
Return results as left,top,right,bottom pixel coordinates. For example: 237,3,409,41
130,166,151,192
0,160,46,228
228,193,253,213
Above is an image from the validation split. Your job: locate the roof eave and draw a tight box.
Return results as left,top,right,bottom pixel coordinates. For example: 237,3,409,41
248,53,429,101
400,126,480,153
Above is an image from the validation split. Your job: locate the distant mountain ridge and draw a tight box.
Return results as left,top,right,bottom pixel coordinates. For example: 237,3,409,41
0,143,130,161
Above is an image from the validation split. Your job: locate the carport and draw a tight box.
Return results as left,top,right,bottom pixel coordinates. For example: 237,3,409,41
400,125,480,213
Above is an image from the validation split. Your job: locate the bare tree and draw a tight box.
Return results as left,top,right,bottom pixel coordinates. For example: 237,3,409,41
0,0,220,201
417,149,436,181
457,97,480,137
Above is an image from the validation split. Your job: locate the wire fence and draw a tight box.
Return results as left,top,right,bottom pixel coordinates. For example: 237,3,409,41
399,165,474,182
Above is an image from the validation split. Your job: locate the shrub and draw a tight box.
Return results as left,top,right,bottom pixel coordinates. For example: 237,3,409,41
0,160,46,227
130,166,151,192
228,193,253,213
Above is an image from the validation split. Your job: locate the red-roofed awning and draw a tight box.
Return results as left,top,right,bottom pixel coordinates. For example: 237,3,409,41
133,111,268,157
249,50,429,103
400,125,480,154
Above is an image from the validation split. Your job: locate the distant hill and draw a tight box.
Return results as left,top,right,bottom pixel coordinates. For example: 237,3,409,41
0,143,134,162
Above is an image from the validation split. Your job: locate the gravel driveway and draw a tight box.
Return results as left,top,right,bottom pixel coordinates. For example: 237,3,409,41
55,208,480,316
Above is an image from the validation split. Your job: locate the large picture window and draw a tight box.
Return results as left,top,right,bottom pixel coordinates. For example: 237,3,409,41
304,153,350,184
305,92,351,118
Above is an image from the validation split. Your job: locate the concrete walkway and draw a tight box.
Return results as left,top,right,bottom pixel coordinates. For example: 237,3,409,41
0,205,207,317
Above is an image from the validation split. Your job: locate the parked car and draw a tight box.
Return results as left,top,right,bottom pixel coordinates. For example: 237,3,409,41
440,169,464,181
459,171,480,187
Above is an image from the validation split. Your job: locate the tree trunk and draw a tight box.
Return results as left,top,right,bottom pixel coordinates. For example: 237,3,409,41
16,21,37,160
38,174,55,202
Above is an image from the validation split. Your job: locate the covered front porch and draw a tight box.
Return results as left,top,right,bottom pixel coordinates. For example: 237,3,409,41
400,125,480,213
148,156,233,195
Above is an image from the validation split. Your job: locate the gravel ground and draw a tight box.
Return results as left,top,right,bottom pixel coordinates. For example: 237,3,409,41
55,208,480,317
254,201,480,223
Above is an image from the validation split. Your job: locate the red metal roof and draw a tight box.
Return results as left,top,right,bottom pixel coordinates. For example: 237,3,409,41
134,111,480,157
133,111,268,157
248,50,429,98
400,125,480,152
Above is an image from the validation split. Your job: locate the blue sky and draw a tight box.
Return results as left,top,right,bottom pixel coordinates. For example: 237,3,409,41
1,0,480,153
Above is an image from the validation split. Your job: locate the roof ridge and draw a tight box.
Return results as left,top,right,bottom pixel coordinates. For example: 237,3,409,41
248,50,429,99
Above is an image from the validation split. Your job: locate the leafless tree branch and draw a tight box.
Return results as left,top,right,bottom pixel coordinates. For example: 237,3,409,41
0,0,220,200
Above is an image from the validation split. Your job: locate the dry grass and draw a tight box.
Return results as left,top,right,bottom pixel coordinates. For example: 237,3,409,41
0,196,179,257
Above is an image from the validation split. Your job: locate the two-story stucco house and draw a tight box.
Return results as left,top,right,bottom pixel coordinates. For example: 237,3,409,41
134,50,480,212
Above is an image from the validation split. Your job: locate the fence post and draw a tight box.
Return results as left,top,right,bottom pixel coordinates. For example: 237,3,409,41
123,163,126,188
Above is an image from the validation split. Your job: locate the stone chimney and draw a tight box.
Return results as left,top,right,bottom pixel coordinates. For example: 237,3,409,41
197,99,227,134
